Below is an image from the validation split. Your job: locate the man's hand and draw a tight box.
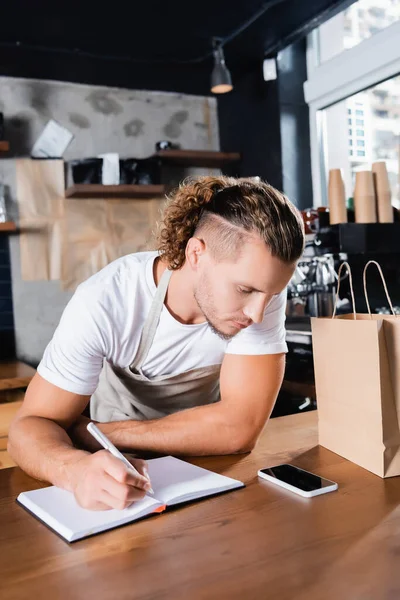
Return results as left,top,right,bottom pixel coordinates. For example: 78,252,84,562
70,450,152,511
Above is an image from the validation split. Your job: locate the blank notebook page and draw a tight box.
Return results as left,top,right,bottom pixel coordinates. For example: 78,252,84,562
18,487,163,542
17,456,244,542
147,456,244,506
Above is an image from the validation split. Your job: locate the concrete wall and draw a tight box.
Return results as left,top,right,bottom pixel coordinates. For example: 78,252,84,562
0,76,219,365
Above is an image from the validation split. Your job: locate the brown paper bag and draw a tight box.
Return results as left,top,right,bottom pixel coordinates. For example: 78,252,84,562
311,261,400,477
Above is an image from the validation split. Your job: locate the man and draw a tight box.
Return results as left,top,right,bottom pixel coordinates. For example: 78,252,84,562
9,175,304,511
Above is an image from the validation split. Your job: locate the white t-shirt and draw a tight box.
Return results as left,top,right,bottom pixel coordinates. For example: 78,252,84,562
38,251,288,396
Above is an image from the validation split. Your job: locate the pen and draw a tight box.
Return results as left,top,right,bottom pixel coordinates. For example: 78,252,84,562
86,422,154,495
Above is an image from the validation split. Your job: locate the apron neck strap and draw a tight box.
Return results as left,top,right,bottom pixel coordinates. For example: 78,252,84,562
130,267,173,372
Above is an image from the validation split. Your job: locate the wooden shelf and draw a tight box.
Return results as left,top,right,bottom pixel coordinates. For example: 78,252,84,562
156,149,241,168
65,184,166,199
64,151,241,198
0,361,36,392
0,222,17,232
0,141,9,152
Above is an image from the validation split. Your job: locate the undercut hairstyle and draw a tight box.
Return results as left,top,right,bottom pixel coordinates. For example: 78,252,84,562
157,175,305,270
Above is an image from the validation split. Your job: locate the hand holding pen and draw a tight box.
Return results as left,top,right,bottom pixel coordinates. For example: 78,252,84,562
87,422,154,495
67,422,154,512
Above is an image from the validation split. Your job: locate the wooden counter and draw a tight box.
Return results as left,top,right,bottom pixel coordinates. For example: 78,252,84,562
1,410,400,599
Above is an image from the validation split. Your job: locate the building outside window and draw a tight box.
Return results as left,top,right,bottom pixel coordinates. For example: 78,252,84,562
318,0,400,62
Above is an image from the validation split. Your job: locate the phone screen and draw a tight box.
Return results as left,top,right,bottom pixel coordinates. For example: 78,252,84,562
259,464,333,492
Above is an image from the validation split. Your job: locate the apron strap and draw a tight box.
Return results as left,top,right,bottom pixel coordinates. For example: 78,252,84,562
130,267,173,372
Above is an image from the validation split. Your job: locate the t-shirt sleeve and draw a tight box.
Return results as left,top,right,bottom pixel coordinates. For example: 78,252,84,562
37,289,108,395
225,289,288,356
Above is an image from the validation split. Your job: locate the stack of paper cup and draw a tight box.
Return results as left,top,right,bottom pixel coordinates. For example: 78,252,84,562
372,161,393,223
328,169,347,224
354,171,377,223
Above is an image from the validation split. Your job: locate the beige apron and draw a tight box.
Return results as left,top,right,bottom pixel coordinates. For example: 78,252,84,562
91,268,221,422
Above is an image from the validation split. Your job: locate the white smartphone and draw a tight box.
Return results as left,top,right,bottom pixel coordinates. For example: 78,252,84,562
258,464,338,498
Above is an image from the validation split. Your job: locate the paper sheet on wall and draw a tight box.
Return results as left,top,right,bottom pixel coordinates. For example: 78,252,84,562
16,159,165,290
31,120,74,158
16,159,66,281
61,196,164,290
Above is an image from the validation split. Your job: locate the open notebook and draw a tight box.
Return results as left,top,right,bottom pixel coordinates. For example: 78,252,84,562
17,456,244,542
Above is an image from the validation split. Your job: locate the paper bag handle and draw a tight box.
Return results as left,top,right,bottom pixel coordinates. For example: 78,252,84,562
332,261,356,320
363,260,397,319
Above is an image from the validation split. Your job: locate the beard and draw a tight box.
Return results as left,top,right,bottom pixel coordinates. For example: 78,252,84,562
193,275,237,342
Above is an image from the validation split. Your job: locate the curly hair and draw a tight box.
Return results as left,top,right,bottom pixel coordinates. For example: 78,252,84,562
157,175,304,270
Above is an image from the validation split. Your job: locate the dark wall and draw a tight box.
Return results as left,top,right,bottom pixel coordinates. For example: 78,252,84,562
0,0,355,97
277,38,313,210
217,42,313,209
0,235,15,359
217,64,283,190
0,46,213,97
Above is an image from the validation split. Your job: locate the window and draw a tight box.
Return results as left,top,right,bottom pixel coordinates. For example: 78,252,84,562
373,89,388,103
307,76,400,207
348,118,352,125
306,3,400,207
369,7,385,20
317,0,400,63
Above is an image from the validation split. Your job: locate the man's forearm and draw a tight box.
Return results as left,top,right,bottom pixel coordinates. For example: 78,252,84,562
8,416,89,490
101,403,257,456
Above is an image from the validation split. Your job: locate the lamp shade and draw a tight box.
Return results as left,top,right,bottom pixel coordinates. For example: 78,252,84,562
211,45,233,94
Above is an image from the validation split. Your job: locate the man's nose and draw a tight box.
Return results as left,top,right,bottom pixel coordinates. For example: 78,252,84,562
243,296,272,324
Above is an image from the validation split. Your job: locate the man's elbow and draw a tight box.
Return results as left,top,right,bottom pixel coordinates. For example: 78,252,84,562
7,415,23,459
228,426,259,455
7,438,15,460
7,430,17,462
8,414,35,460
235,437,257,454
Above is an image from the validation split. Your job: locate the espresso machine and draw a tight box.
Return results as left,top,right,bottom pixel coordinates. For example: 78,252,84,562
287,253,338,318
273,238,343,418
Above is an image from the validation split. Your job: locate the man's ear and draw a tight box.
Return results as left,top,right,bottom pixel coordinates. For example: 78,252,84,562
185,237,207,271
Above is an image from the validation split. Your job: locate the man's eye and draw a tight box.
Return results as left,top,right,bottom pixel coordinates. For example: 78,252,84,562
238,287,252,294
